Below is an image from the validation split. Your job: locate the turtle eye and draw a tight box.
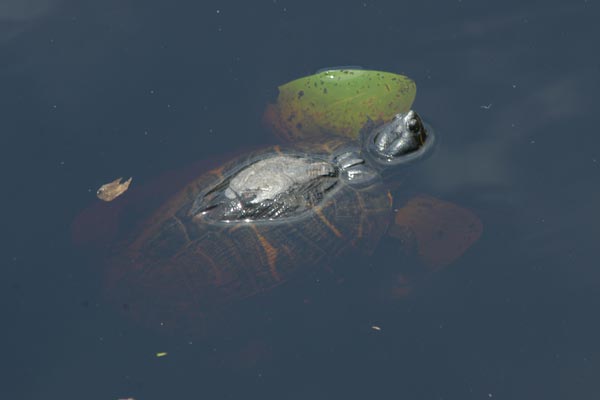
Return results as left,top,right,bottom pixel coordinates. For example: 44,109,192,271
407,118,420,133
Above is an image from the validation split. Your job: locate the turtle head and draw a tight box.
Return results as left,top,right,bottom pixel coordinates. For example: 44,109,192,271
364,110,435,167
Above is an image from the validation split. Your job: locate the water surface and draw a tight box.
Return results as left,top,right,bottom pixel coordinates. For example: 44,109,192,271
2,1,599,399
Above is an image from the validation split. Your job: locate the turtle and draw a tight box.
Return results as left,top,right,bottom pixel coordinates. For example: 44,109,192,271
72,70,482,337
100,109,476,334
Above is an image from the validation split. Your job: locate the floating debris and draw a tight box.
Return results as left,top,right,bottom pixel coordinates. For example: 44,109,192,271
371,325,382,331
97,177,132,202
156,352,168,357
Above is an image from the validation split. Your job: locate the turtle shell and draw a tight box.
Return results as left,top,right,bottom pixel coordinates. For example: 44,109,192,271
105,138,392,333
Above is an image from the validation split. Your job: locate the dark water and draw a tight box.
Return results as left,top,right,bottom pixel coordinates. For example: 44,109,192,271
2,1,599,399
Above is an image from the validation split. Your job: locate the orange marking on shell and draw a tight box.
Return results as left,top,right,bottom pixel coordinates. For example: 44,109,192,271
273,145,282,155
323,142,335,153
209,165,225,180
387,191,394,207
251,226,281,281
228,223,245,233
315,208,343,238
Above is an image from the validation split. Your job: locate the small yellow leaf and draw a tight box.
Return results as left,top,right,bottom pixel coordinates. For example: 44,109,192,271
97,177,132,202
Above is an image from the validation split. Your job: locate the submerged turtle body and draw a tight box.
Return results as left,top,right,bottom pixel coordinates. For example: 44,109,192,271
106,111,432,331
